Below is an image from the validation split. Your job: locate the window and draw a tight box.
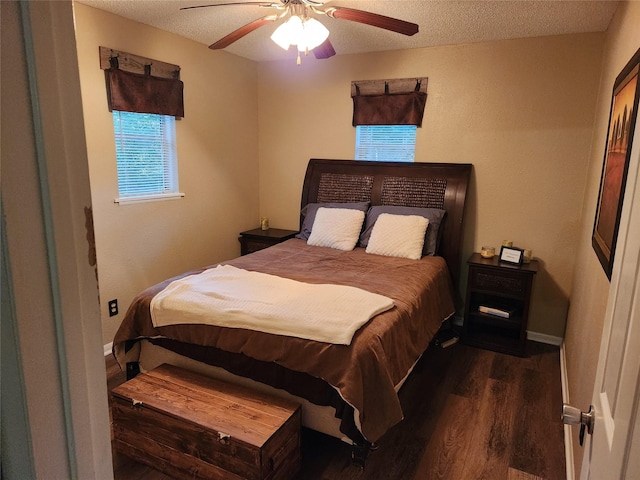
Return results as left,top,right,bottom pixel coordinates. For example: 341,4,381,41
112,111,182,204
355,125,416,162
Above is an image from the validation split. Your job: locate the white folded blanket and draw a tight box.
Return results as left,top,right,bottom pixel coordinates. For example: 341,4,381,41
150,264,394,345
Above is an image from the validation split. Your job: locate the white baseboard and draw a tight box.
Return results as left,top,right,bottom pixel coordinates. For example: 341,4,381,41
103,342,113,357
560,342,575,480
452,317,562,346
527,330,563,346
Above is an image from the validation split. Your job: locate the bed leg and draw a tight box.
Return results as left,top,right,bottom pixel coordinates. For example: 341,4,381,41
351,441,373,469
126,362,140,380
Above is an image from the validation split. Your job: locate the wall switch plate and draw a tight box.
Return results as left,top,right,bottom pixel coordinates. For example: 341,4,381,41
108,299,118,317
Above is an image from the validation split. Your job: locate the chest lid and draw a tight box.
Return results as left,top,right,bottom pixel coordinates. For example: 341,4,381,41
111,363,300,448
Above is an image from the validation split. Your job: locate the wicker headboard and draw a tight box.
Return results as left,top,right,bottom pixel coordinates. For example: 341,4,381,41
300,159,472,291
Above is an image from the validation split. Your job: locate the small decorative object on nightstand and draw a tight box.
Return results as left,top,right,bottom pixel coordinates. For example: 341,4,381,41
239,227,298,256
462,252,538,357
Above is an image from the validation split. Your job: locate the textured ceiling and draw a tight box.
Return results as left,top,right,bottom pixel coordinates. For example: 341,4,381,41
77,0,619,62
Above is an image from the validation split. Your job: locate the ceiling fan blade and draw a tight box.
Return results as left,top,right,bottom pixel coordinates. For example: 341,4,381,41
324,7,418,36
181,2,281,11
209,14,278,49
313,39,336,59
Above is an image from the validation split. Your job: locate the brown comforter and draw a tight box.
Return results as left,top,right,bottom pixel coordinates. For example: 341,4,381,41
113,239,455,442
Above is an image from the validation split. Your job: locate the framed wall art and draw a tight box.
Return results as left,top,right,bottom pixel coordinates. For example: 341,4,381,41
592,48,640,280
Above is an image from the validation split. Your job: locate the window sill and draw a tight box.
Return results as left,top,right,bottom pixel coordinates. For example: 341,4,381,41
114,192,185,205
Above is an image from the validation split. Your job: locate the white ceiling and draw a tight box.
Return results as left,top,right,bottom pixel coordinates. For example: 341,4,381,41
78,0,619,62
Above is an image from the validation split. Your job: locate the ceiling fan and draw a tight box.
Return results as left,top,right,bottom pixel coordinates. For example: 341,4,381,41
181,0,419,62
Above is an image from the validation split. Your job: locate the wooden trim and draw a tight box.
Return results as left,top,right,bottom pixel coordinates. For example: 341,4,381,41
99,46,180,79
351,77,428,96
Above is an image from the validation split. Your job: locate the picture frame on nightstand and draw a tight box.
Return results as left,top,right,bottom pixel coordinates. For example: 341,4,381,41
499,246,524,265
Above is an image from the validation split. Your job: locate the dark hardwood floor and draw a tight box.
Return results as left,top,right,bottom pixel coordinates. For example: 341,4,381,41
106,340,565,480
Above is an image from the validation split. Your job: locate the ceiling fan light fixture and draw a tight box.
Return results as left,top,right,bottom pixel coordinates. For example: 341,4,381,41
270,13,329,52
270,14,302,50
297,17,329,52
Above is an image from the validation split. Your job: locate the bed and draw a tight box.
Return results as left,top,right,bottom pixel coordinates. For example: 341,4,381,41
112,158,472,457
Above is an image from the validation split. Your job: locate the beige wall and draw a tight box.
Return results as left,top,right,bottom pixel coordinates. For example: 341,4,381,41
565,2,640,476
257,33,604,338
74,3,261,342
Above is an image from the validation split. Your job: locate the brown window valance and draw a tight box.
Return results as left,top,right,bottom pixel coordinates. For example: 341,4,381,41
100,47,184,118
105,67,184,117
351,77,428,127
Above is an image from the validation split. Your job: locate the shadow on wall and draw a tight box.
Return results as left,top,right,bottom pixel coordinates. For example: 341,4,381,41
528,258,570,340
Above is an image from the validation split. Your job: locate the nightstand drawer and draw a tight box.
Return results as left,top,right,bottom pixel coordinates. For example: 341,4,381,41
471,270,528,297
243,239,276,255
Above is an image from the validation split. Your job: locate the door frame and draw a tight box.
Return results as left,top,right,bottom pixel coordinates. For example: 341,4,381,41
2,1,113,478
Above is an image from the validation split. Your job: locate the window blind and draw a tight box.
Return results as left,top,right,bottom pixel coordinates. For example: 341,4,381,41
355,125,416,162
113,111,178,198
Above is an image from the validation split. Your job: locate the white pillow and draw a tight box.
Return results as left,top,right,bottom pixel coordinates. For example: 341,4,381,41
365,213,429,260
307,207,365,251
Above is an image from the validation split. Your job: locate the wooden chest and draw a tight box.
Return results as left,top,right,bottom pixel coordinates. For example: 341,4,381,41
111,364,301,480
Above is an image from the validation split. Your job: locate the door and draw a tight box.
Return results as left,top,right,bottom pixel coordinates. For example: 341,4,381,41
581,116,640,479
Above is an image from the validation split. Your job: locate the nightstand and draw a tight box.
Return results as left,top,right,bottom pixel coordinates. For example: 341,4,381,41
462,252,538,357
238,227,298,256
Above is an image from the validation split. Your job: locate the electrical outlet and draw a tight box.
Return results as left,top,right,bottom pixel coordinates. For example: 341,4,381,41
108,299,118,317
